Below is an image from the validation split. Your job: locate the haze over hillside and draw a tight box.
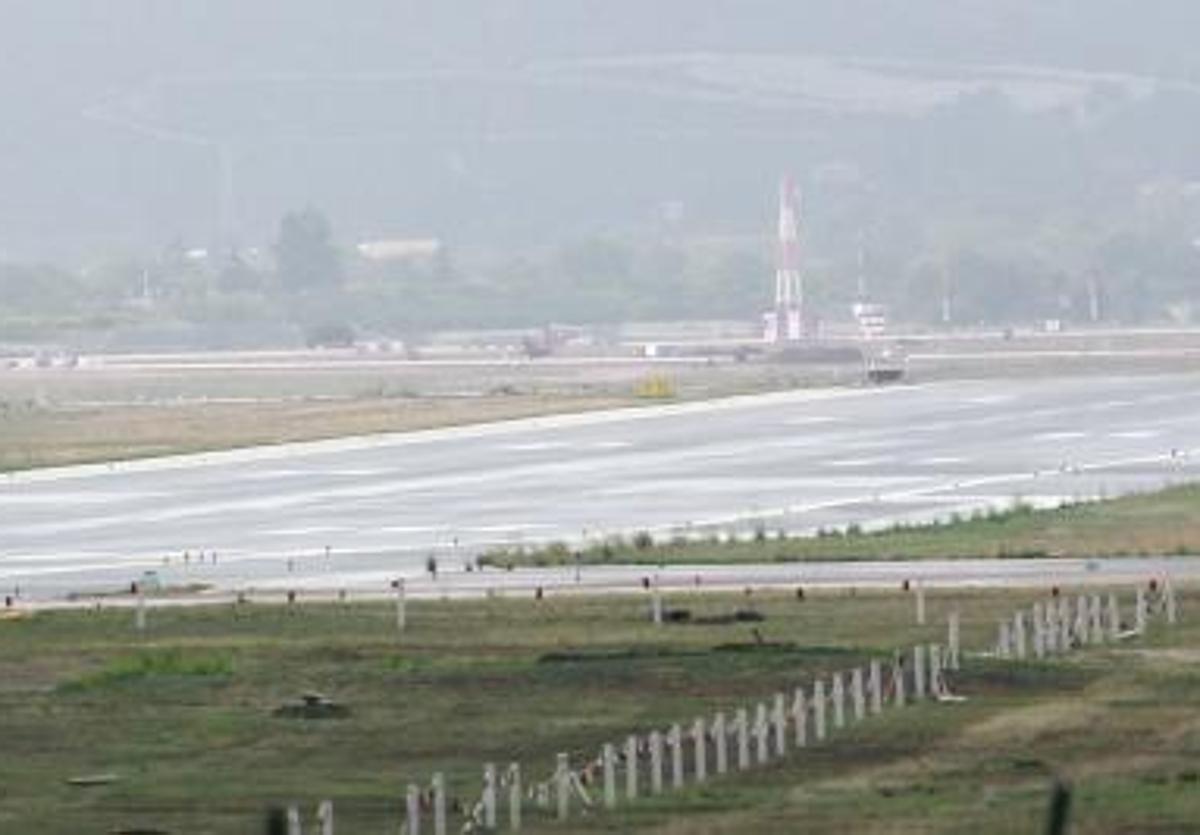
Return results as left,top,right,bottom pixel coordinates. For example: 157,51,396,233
2,2,1200,339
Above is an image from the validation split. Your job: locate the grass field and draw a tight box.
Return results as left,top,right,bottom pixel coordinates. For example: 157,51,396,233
0,359,853,472
482,484,1200,568
0,393,631,472
1,586,1196,833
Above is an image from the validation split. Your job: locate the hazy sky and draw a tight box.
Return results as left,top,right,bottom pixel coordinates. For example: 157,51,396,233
2,1,1199,261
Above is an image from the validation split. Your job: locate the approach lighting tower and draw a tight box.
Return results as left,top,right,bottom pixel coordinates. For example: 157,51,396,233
763,176,804,342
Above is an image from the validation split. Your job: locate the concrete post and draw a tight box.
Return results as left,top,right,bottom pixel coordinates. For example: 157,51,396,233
913,645,927,700
625,735,639,800
831,672,846,730
1087,595,1101,643
1032,602,1044,657
735,709,750,770
1059,597,1072,649
483,763,497,828
1044,602,1058,653
406,784,421,835
929,644,942,697
792,688,808,748
754,704,769,765
869,660,883,715
813,680,827,742
693,718,708,783
651,581,664,626
1136,586,1147,634
317,800,333,835
1076,594,1089,644
602,744,616,809
916,582,927,626
997,621,1011,659
948,610,961,671
669,724,684,790
1108,593,1120,639
287,805,302,835
432,773,447,835
893,658,906,708
556,754,570,821
649,732,664,794
1167,580,1178,625
772,693,787,757
1013,612,1027,660
850,668,866,723
713,712,728,775
135,591,147,634
509,763,521,832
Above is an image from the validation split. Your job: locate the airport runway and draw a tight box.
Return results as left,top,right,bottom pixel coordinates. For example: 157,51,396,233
3,374,1200,598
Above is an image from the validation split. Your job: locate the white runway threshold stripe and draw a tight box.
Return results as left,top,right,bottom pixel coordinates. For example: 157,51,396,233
2,373,1200,599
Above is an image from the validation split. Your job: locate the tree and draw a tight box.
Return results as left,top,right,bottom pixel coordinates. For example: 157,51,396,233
275,208,343,294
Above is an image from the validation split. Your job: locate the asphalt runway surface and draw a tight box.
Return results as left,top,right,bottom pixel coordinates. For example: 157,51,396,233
3,373,1200,599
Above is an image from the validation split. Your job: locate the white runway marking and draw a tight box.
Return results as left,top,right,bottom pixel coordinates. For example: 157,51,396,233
1034,431,1087,442
827,457,895,468
919,456,968,466
1108,430,1160,440
783,416,839,426
264,526,349,537
501,441,573,452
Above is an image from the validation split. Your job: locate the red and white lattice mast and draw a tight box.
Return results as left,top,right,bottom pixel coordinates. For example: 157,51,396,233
764,176,804,343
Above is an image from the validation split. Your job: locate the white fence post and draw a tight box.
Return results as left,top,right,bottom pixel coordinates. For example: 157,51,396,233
813,680,827,742
1059,597,1072,649
649,732,664,794
602,744,617,809
1136,587,1147,634
1167,580,1178,625
1108,593,1120,640
713,712,728,775
1032,607,1045,659
625,735,639,800
1076,594,1089,644
792,688,808,748
555,754,570,822
1013,612,1027,660
692,718,708,782
509,763,522,832
317,800,333,835
772,693,787,757
851,668,866,723
735,709,750,770
754,703,770,765
997,621,1011,659
869,660,883,715
929,644,941,696
287,805,302,835
483,763,497,829
669,724,684,790
1045,602,1058,653
432,773,446,835
406,784,421,835
913,646,927,700
893,657,906,708
831,672,846,730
